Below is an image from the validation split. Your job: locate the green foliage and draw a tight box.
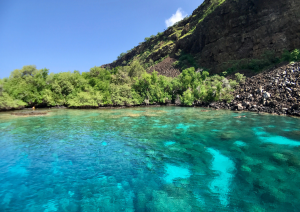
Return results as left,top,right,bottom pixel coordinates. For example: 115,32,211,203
0,83,3,96
154,55,169,65
144,37,151,42
0,58,245,110
235,73,246,83
224,49,300,75
174,67,239,105
113,0,228,74
291,49,300,61
0,92,27,109
133,71,172,104
67,91,103,107
128,60,145,79
173,51,198,70
198,0,226,23
157,32,163,37
282,49,300,62
177,0,226,40
181,89,194,106
110,84,140,106
117,52,126,60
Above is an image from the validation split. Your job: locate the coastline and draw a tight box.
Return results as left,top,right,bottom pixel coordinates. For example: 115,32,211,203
1,103,299,118
1,61,300,117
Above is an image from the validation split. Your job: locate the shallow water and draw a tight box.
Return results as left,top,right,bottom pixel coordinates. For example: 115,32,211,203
0,107,300,212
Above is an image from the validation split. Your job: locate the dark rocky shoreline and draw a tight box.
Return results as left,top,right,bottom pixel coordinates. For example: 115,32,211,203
2,103,299,118
204,62,300,117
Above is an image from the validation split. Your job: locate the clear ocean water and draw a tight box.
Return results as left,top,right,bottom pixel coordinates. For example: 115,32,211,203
0,107,300,212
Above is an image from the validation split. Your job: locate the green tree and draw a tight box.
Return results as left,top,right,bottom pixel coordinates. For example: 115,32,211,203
67,91,103,107
181,89,194,106
128,60,145,79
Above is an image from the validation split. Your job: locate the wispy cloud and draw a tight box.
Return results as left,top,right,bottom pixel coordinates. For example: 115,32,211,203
165,8,187,28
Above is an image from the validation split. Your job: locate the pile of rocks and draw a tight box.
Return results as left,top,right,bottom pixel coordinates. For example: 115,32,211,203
208,62,300,116
147,57,181,78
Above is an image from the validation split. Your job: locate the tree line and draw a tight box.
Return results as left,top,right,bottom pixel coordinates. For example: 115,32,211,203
0,61,244,110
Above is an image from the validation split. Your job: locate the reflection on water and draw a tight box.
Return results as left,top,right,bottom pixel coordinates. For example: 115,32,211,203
0,107,300,211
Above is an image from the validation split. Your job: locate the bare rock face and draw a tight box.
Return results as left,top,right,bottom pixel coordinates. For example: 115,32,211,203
147,57,181,78
177,0,300,73
101,64,111,69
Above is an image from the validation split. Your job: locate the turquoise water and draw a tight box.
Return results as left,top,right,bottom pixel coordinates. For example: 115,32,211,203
0,107,300,212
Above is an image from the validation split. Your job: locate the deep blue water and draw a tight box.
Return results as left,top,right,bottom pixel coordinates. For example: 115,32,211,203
0,107,300,212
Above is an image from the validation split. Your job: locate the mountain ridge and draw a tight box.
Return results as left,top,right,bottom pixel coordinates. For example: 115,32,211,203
102,0,300,75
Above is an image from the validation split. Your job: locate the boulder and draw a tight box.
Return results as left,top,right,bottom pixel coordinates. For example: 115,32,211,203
263,92,271,99
242,101,250,109
231,103,243,111
292,104,300,110
175,95,181,105
256,87,263,94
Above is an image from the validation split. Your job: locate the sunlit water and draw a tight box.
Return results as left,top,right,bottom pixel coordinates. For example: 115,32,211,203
0,107,300,212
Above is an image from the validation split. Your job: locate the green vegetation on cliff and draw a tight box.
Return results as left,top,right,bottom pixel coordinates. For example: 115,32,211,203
0,62,242,110
110,0,300,78
223,49,300,75
111,0,229,71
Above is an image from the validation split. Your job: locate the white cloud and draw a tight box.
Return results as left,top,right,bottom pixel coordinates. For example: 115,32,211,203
165,8,187,28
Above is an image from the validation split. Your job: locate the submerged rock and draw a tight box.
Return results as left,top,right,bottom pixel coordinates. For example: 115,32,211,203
271,153,288,163
147,190,192,212
219,131,236,140
11,111,49,116
241,165,252,173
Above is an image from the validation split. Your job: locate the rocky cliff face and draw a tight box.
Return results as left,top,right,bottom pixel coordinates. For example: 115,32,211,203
186,0,300,73
104,0,300,75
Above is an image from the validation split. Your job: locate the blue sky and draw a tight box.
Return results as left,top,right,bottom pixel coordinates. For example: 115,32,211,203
0,0,203,78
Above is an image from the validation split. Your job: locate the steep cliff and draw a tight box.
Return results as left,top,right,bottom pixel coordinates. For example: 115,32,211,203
103,0,300,75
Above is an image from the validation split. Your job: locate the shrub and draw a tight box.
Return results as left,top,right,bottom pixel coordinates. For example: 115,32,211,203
235,73,246,83
173,51,198,70
0,92,26,109
67,91,103,107
291,49,300,61
181,89,194,106
117,52,126,60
